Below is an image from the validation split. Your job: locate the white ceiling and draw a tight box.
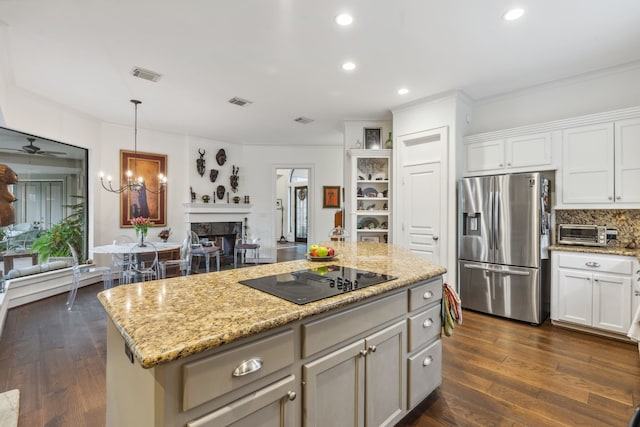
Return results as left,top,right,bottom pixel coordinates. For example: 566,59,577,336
1,0,639,146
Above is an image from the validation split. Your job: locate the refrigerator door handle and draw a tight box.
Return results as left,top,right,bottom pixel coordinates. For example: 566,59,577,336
463,263,488,270
494,191,500,253
463,264,530,276
492,268,530,276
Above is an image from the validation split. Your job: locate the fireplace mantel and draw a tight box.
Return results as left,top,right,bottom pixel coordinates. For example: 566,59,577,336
183,202,252,224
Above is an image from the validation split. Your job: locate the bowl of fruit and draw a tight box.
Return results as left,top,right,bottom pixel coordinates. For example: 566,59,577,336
306,244,337,261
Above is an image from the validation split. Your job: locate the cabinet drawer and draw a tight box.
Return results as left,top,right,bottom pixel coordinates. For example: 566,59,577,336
302,291,406,358
557,252,633,275
182,329,294,411
407,339,442,409
186,375,296,427
408,277,443,312
407,305,441,352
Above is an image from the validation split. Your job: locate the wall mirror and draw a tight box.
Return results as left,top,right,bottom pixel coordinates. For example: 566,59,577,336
0,126,89,262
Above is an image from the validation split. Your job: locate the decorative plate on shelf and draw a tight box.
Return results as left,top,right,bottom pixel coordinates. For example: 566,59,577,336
305,253,338,262
362,188,378,197
357,217,380,230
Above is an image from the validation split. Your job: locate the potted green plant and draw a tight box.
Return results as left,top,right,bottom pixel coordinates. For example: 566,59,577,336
31,196,85,263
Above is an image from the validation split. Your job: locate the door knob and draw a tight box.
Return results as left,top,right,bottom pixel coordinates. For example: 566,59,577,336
432,235,439,241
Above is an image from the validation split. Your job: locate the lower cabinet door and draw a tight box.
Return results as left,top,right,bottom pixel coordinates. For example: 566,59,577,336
407,339,442,409
557,269,593,326
303,340,365,427
364,321,405,427
592,273,631,333
186,375,297,427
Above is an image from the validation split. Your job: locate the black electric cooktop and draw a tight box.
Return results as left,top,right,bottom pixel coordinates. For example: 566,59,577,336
239,265,398,305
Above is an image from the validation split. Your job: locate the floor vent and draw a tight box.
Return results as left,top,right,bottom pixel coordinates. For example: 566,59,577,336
228,97,253,107
294,116,314,124
131,67,162,82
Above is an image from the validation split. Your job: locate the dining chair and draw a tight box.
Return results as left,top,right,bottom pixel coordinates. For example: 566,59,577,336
111,234,135,284
159,234,192,279
234,235,260,268
122,242,159,284
189,231,220,273
66,243,113,310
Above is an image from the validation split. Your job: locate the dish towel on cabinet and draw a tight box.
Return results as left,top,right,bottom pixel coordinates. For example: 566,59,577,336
442,282,462,337
628,305,640,356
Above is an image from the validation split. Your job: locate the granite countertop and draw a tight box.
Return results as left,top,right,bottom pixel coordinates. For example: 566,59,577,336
549,244,640,262
98,242,446,369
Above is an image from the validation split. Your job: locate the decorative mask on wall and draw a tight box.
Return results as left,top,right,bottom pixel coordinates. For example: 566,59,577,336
216,185,226,200
196,149,206,177
230,165,239,193
216,149,227,166
209,169,219,182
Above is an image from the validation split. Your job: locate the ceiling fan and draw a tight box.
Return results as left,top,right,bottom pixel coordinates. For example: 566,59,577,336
0,137,66,156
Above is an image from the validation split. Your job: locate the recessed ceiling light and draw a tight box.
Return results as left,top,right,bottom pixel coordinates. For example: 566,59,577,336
398,88,409,95
342,62,356,71
335,13,353,26
502,8,525,21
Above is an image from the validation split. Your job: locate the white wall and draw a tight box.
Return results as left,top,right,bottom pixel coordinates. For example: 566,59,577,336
241,145,343,261
468,61,640,135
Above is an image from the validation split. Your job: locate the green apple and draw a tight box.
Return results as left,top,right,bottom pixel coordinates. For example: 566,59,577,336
309,244,319,253
316,246,329,257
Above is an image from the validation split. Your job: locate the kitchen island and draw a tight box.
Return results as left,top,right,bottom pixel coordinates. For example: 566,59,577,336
98,242,446,426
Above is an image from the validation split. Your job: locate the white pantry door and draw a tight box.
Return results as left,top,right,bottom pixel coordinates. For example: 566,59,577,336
402,162,441,264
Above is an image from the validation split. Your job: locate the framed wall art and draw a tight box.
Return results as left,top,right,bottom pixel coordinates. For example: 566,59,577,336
120,150,167,227
323,185,341,209
363,127,382,149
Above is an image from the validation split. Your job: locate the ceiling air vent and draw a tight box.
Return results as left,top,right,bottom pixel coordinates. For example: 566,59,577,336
131,67,162,82
228,97,253,107
294,116,314,124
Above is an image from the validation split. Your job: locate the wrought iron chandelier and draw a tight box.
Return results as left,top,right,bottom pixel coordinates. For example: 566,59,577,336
99,99,167,194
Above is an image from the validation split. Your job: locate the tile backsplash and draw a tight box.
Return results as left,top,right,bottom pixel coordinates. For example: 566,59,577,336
555,209,640,248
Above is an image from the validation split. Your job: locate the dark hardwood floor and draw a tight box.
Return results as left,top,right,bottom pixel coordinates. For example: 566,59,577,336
399,310,640,427
0,282,638,426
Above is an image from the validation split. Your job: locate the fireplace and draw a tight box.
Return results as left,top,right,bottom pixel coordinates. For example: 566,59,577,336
183,202,253,266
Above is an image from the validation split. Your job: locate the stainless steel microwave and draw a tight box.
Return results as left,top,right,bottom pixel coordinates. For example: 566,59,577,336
557,224,607,247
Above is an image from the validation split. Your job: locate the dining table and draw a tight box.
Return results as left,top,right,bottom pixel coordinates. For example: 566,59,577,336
91,241,182,281
91,241,181,256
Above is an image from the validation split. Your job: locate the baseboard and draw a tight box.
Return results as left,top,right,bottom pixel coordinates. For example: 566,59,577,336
551,319,633,343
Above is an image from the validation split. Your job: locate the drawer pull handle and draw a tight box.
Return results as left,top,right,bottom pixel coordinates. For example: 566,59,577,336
232,358,263,377
585,261,600,268
368,345,377,354
423,356,433,367
423,290,434,299
360,349,368,358
287,391,297,401
423,318,433,328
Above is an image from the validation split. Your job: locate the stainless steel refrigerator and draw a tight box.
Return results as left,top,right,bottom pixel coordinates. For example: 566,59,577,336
458,172,553,324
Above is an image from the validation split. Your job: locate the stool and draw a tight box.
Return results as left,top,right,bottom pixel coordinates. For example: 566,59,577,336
234,242,260,268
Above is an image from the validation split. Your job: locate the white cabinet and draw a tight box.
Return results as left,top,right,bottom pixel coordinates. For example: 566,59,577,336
561,118,640,207
302,321,405,427
348,149,391,243
464,132,554,175
552,251,633,334
614,118,640,204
